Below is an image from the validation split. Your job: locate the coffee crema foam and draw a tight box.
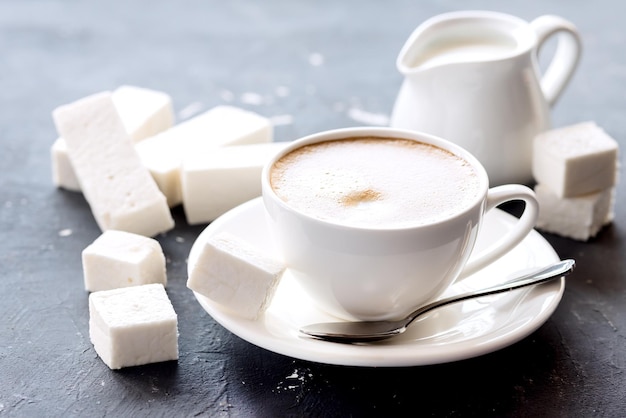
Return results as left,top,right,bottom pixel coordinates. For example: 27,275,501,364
270,137,481,228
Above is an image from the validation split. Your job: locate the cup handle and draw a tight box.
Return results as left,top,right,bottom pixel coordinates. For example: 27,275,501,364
458,185,539,279
530,15,582,107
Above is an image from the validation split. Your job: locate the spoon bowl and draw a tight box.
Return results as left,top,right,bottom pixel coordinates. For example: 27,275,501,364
300,259,575,343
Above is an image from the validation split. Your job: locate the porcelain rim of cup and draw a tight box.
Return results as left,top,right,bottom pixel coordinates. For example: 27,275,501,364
261,126,490,232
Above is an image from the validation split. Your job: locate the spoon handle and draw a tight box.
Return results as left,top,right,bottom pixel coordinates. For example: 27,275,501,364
404,259,576,325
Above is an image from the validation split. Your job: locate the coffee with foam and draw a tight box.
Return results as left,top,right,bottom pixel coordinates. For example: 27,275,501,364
270,137,481,228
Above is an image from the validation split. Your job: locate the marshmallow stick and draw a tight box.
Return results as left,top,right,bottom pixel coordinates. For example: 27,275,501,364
51,85,174,192
53,92,174,237
136,105,273,207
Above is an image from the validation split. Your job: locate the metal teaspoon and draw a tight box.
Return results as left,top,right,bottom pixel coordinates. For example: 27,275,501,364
299,259,575,343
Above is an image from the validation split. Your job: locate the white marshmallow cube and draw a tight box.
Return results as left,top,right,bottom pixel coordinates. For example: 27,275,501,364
535,183,615,241
51,85,174,192
136,105,272,207
533,122,619,197
187,232,285,320
53,91,174,237
89,283,178,369
111,85,174,142
82,230,167,292
181,142,290,224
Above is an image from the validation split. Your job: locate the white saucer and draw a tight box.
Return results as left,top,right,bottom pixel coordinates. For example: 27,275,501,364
189,197,564,367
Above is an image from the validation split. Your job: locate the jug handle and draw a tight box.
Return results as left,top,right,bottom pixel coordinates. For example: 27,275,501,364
530,15,582,107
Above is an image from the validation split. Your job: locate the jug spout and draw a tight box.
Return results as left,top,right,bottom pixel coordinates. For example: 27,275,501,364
396,11,531,75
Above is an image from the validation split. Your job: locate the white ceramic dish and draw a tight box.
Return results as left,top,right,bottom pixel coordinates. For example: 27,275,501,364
189,197,564,367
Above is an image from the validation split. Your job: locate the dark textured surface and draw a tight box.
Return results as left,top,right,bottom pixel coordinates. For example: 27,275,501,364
1,1,625,416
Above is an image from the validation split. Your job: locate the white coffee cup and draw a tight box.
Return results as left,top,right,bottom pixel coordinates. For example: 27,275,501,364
261,127,539,321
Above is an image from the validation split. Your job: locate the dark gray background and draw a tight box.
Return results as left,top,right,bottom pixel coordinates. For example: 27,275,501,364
1,0,625,416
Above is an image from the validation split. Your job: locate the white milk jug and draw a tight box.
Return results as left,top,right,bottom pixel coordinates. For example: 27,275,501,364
390,11,581,185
